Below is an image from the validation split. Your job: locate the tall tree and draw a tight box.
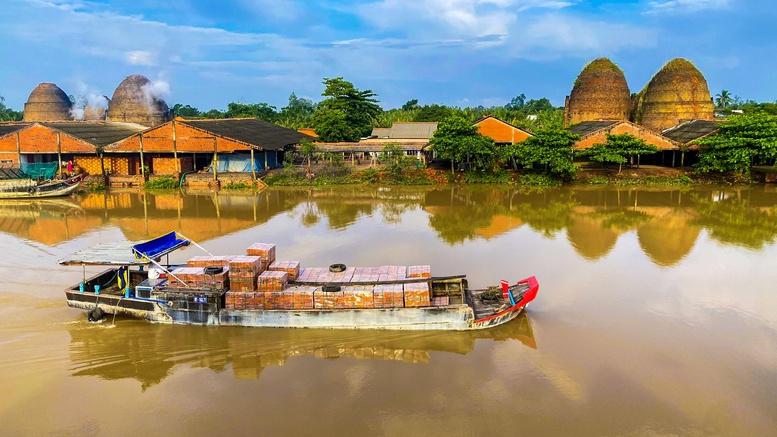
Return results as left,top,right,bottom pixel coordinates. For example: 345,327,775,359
429,115,496,172
414,104,454,122
225,102,278,122
311,108,357,142
171,103,201,118
0,95,22,121
695,113,777,174
278,93,316,129
580,133,659,174
715,90,733,109
501,126,579,177
316,77,381,140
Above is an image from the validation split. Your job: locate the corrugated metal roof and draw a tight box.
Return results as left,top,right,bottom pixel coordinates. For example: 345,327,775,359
43,122,148,147
567,121,619,136
662,119,721,144
0,123,32,138
387,122,437,139
370,127,391,138
184,118,315,150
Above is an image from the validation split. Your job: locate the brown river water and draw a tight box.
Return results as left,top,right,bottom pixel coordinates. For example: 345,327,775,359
0,185,775,436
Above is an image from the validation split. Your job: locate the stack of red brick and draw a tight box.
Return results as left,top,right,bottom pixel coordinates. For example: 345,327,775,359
168,266,230,289
229,255,263,292
246,243,276,265
267,261,300,281
373,284,405,308
404,282,431,307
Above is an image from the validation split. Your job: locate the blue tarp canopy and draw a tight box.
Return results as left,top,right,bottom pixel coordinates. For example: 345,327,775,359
132,231,190,260
209,153,277,173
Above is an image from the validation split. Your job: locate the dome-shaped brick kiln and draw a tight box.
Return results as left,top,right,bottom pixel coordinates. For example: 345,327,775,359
564,58,631,126
23,83,73,121
107,74,171,126
636,58,714,132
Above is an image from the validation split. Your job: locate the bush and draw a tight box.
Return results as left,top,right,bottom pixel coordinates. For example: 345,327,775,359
144,177,178,189
223,181,253,190
517,173,562,186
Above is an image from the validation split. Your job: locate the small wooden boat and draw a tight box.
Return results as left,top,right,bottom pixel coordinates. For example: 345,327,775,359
0,173,84,199
60,232,539,331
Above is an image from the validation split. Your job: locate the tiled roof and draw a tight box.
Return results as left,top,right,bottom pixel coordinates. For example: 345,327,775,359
386,122,438,139
43,122,148,147
661,119,721,144
567,121,619,136
370,127,391,138
0,123,32,138
184,118,316,150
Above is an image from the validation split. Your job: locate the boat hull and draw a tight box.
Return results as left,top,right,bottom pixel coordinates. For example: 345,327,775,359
0,174,84,199
65,291,528,331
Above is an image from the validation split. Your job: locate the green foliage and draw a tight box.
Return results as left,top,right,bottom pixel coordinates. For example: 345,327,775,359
88,181,106,192
502,126,579,178
171,103,201,118
298,140,321,167
402,99,419,111
0,96,22,121
223,181,252,190
430,115,497,171
694,113,777,174
587,176,608,185
201,109,225,119
414,104,455,122
579,133,659,174
311,109,357,142
277,93,316,129
316,77,381,140
517,173,563,186
715,90,733,109
225,102,278,122
144,177,178,189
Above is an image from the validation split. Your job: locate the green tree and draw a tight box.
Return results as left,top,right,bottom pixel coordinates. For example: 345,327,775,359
429,115,497,172
501,126,579,178
505,94,526,110
277,93,316,129
201,109,225,119
580,133,659,174
171,103,201,118
694,113,777,174
298,139,321,169
715,90,732,109
414,104,454,122
316,77,381,140
401,99,419,111
311,108,357,142
0,96,23,121
225,102,278,121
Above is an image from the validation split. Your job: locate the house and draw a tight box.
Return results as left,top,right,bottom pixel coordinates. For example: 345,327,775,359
473,116,532,144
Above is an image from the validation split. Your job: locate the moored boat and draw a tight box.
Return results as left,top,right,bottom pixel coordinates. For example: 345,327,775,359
0,168,84,199
60,232,539,331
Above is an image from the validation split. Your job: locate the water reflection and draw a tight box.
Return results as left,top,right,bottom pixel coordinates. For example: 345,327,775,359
1,185,777,267
67,313,536,389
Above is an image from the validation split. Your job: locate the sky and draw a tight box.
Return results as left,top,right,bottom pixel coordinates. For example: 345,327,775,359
0,0,773,113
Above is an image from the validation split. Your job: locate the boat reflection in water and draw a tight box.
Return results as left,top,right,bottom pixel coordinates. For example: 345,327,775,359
67,312,535,389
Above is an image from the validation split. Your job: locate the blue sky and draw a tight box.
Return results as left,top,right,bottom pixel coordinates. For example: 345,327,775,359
0,0,772,112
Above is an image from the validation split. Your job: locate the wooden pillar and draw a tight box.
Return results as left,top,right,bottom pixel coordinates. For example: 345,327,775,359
251,148,256,181
57,132,62,178
139,135,145,178
680,151,685,168
213,137,218,181
264,150,269,170
15,132,21,165
172,120,179,174
671,151,676,167
637,154,641,169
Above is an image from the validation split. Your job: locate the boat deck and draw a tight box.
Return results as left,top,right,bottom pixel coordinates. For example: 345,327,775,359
467,282,531,320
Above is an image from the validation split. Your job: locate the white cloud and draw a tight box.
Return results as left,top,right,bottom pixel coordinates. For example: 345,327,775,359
645,0,731,14
125,50,156,66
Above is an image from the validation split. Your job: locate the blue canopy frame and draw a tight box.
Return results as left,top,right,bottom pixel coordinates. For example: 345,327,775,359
132,231,190,261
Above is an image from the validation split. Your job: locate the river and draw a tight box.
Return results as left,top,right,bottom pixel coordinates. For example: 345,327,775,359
0,185,775,436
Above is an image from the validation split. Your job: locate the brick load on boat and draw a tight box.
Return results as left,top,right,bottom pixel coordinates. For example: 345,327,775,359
59,232,538,331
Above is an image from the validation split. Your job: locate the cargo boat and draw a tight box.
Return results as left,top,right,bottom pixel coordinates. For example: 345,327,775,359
60,232,539,331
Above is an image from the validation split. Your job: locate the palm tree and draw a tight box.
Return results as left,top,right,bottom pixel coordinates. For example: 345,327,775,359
715,90,733,109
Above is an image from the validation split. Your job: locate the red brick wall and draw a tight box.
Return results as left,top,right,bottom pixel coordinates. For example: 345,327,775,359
111,121,252,153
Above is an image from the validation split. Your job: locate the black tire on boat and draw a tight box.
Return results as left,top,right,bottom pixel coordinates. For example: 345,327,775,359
27,186,37,195
322,285,341,292
87,307,105,322
204,266,223,275
329,263,346,273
